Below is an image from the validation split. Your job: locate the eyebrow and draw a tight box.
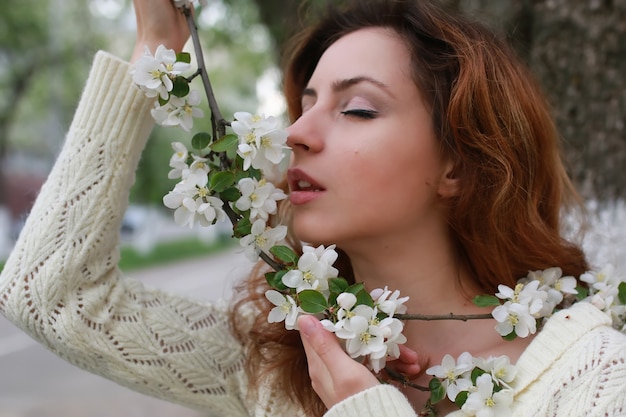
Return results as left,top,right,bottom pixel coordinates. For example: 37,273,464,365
301,76,394,100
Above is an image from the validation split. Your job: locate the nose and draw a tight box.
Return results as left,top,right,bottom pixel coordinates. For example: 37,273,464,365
286,110,324,154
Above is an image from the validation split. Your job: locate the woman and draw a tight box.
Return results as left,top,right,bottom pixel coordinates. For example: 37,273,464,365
1,0,624,416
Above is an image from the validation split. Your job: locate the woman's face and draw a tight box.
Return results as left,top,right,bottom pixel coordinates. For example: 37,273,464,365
286,27,455,252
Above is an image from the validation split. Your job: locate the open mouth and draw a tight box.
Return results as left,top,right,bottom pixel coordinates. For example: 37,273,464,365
288,169,325,193
295,180,322,192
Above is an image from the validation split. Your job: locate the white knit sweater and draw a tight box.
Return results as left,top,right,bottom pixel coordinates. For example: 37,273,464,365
1,51,625,417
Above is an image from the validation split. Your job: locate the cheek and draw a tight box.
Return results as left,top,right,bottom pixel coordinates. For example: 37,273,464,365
376,148,443,201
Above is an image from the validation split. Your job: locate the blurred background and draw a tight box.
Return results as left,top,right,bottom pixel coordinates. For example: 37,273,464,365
0,0,624,415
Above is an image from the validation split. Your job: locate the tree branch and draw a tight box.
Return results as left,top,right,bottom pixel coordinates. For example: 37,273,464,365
396,313,493,321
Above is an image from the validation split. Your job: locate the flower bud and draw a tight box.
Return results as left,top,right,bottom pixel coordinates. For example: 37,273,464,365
337,292,357,310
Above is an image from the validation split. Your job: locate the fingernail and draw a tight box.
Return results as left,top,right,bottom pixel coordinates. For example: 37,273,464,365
298,315,316,337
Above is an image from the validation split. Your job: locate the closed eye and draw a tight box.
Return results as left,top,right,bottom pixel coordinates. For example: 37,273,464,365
340,109,378,119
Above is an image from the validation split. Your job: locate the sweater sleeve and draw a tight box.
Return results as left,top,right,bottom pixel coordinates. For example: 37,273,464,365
0,51,250,416
324,385,417,417
512,303,626,417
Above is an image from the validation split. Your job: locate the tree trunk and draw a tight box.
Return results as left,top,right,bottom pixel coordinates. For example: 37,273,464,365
528,0,626,200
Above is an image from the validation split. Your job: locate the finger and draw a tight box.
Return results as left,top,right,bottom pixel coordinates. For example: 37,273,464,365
386,345,425,380
298,315,380,409
387,360,423,380
398,344,419,364
298,315,339,405
299,315,342,373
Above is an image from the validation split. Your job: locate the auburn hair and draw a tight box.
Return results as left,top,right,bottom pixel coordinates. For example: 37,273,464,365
230,1,588,415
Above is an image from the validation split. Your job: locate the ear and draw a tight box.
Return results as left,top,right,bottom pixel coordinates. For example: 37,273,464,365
437,160,460,198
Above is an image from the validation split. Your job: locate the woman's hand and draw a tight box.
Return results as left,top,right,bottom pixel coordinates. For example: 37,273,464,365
386,344,424,380
130,0,190,62
298,315,380,410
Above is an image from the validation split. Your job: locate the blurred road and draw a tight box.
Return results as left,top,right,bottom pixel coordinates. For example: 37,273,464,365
0,247,255,417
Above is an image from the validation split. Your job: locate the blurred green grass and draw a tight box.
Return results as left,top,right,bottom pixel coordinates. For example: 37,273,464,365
0,236,236,274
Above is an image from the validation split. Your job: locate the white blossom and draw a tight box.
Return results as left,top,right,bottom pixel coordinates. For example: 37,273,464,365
281,244,339,293
336,293,357,310
370,286,409,316
168,142,189,179
162,180,225,228
581,264,616,290
231,112,289,172
344,314,386,360
151,90,204,132
321,288,407,373
239,219,287,261
492,302,538,338
553,275,578,295
265,290,300,330
131,45,190,99
235,177,287,221
473,355,517,387
376,317,407,363
427,352,474,401
496,280,542,306
461,374,514,417
179,154,210,187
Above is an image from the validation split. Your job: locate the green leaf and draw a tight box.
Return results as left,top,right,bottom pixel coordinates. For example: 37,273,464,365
226,144,238,160
176,52,191,64
472,294,501,307
219,187,241,202
270,245,299,265
210,134,239,153
618,282,626,305
346,282,365,295
329,277,349,294
233,217,252,238
158,96,169,106
170,76,190,98
328,292,339,307
298,290,328,314
355,289,374,307
247,167,263,180
454,390,469,408
191,132,212,150
470,367,486,384
265,270,288,291
576,285,589,301
209,171,235,193
502,330,518,341
428,378,446,404
234,170,250,183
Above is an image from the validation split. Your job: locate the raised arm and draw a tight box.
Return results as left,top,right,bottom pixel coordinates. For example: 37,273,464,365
131,0,190,62
0,2,251,414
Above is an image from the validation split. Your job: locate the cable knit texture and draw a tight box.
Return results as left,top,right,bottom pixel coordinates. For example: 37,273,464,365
1,52,625,417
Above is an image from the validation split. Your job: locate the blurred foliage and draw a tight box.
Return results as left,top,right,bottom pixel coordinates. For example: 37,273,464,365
0,0,104,164
0,0,278,208
0,0,106,211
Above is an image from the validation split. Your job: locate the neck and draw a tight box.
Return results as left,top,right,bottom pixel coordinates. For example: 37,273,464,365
340,228,532,373
341,225,477,314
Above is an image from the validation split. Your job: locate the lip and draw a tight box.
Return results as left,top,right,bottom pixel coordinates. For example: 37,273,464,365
287,168,325,205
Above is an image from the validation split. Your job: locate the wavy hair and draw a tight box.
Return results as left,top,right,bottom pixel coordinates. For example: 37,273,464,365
230,1,588,415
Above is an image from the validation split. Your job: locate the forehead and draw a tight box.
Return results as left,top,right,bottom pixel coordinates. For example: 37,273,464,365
307,27,414,90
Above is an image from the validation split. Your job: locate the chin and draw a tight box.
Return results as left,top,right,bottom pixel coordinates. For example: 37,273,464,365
291,218,336,247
